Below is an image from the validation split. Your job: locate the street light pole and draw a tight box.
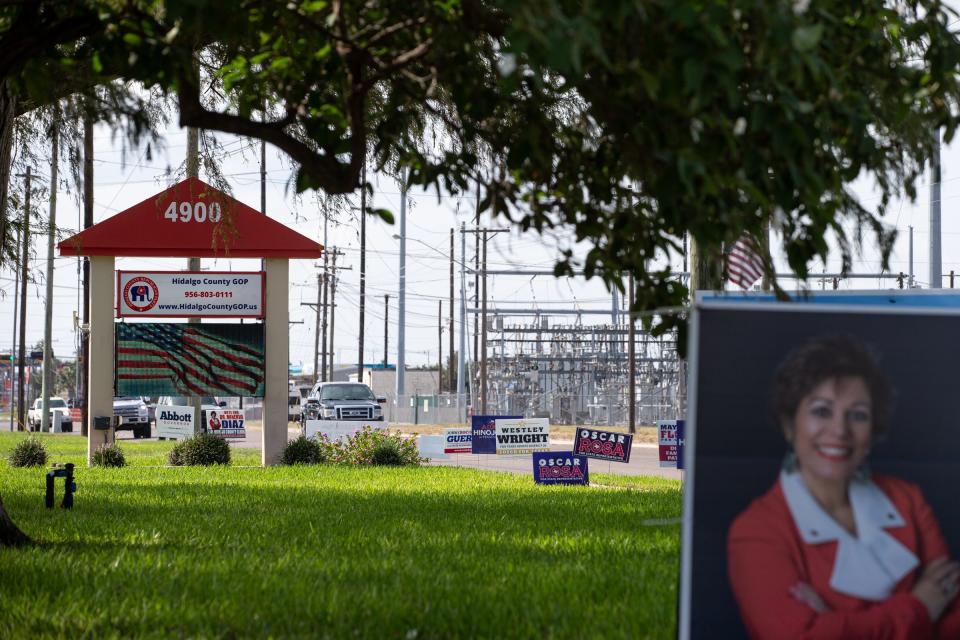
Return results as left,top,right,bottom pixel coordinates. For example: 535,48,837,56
396,170,407,399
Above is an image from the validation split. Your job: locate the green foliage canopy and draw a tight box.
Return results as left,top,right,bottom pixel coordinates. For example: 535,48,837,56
1,1,959,332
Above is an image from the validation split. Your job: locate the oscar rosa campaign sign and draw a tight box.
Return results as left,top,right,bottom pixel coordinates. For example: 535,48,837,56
117,270,264,318
574,427,633,463
532,452,589,485
471,415,522,454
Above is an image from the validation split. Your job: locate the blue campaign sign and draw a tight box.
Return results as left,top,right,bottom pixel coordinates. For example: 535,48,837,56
532,452,589,485
471,415,522,454
677,420,686,470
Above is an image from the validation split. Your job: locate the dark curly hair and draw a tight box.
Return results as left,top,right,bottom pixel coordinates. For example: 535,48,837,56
771,335,893,437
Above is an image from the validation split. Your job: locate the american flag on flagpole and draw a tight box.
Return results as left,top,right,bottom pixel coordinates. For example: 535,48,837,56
726,235,765,290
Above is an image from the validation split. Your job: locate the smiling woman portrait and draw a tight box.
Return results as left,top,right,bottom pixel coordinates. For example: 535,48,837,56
727,335,960,639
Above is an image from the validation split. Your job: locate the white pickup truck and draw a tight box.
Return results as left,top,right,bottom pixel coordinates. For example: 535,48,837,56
28,397,73,431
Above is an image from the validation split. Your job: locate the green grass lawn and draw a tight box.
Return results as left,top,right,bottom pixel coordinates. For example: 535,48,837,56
0,432,682,639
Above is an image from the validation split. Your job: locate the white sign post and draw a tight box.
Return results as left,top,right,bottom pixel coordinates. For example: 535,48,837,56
304,420,389,442
157,405,195,440
495,418,550,455
116,270,264,318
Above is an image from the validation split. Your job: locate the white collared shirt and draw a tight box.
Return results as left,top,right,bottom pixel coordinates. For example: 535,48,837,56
780,470,919,601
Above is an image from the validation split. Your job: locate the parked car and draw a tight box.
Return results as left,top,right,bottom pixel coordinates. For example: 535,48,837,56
156,396,226,433
28,397,72,431
113,396,151,438
301,382,385,428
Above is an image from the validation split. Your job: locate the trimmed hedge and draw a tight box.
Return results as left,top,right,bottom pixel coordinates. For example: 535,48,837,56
168,433,231,466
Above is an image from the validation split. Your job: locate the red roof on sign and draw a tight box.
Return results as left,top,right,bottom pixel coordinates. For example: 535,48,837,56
58,177,323,258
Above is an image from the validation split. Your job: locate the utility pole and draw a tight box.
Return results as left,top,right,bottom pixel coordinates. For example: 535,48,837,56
396,170,407,399
931,128,942,289
16,167,30,431
438,300,443,393
358,161,367,379
81,109,93,436
328,251,339,381
909,225,915,289
473,185,480,371
9,218,19,431
457,223,466,404
383,294,390,367
480,230,487,414
41,113,59,432
320,252,328,381
448,228,454,392
312,271,321,378
628,274,636,434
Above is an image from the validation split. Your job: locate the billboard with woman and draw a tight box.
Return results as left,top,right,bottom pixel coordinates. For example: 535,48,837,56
681,303,960,639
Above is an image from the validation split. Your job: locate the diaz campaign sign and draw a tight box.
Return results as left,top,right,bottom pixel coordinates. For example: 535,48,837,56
471,415,521,454
532,452,589,485
573,428,633,463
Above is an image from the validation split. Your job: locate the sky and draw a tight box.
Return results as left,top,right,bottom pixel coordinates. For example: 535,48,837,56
0,101,958,380
0,121,626,375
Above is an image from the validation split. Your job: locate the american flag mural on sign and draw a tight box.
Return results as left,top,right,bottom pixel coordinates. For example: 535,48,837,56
726,234,766,290
115,323,265,397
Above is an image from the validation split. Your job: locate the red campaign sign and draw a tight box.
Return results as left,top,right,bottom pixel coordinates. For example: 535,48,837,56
573,427,633,463
658,421,679,468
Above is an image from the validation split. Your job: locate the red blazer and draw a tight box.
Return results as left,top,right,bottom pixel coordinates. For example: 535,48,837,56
728,474,960,639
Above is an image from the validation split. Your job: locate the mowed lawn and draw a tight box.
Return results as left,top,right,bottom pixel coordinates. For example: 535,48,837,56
0,433,681,639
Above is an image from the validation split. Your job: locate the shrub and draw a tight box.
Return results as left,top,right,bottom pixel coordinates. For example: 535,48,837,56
370,440,405,466
280,435,326,465
326,426,424,466
92,443,126,468
168,433,231,466
8,436,48,468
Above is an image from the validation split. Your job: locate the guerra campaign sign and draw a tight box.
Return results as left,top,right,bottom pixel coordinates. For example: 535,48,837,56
443,428,472,454
573,427,633,463
471,415,521,454
532,452,589,485
495,418,550,455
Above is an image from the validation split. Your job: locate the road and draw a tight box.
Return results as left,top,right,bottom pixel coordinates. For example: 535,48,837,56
118,423,681,480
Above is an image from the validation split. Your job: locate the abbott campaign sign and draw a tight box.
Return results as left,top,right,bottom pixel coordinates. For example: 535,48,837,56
157,405,194,440
495,418,550,455
533,452,589,485
116,270,264,318
574,428,633,463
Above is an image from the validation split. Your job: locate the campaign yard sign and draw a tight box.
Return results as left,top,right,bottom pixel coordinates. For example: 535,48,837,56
532,452,589,485
471,415,522,454
157,405,194,440
443,428,472,454
495,418,550,455
677,419,686,470
208,408,245,439
574,428,633,463
658,419,685,468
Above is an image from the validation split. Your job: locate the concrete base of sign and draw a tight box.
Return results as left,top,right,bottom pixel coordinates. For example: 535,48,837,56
262,258,289,465
87,255,115,464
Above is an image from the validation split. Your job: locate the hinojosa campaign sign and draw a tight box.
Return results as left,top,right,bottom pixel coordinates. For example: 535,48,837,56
532,452,589,485
470,415,521,454
573,427,633,463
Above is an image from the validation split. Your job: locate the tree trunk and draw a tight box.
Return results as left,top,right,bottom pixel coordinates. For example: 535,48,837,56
0,77,17,266
0,494,31,547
